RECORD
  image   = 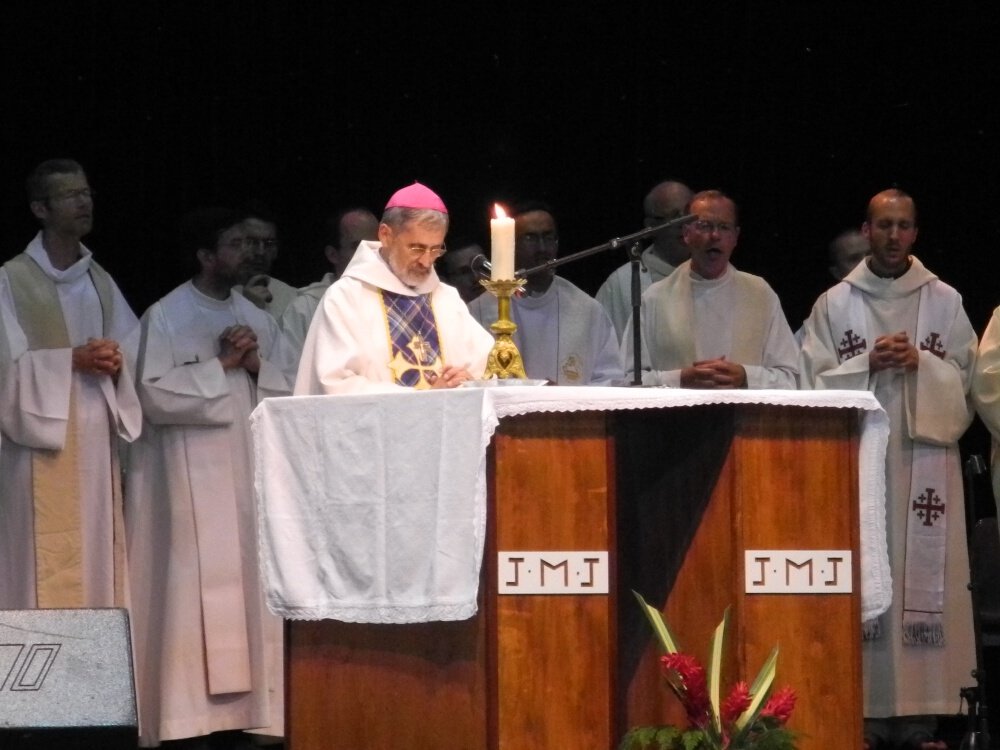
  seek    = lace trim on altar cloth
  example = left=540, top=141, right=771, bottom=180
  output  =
left=482, top=385, right=880, bottom=417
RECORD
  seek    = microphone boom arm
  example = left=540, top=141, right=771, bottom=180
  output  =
left=515, top=213, right=696, bottom=278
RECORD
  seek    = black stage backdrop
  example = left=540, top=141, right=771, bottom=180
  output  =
left=3, top=1, right=999, bottom=460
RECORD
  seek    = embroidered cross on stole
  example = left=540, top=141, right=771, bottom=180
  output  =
left=381, top=290, right=443, bottom=388
left=827, top=280, right=957, bottom=645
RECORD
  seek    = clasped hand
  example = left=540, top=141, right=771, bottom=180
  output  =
left=869, top=332, right=919, bottom=372
left=72, top=337, right=123, bottom=377
left=218, top=325, right=261, bottom=373
left=680, top=357, right=747, bottom=389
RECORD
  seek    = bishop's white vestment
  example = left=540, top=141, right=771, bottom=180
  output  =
left=295, top=241, right=493, bottom=395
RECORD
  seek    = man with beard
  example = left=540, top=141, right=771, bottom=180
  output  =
left=295, top=182, right=493, bottom=394
left=125, top=207, right=298, bottom=746
left=0, top=158, right=141, bottom=610
left=468, top=201, right=622, bottom=385
left=624, top=189, right=798, bottom=388
left=800, top=189, right=975, bottom=750
left=596, top=179, right=693, bottom=342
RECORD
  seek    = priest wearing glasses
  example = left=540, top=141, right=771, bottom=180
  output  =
left=295, top=182, right=493, bottom=394
left=623, top=189, right=799, bottom=389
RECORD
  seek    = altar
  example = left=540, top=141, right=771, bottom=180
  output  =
left=252, top=387, right=888, bottom=749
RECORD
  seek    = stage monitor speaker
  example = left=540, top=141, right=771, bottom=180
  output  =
left=0, top=607, right=137, bottom=749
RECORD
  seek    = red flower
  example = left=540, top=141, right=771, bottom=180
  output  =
left=721, top=681, right=752, bottom=724
left=660, top=653, right=711, bottom=727
left=760, top=686, right=797, bottom=725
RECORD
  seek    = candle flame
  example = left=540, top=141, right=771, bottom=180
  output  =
left=494, top=203, right=508, bottom=220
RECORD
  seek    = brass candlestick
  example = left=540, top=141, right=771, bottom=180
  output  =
left=480, top=277, right=527, bottom=379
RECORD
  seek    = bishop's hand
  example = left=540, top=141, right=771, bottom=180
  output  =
left=427, top=364, right=473, bottom=389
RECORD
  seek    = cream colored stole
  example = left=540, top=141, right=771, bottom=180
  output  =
left=649, top=268, right=773, bottom=371
left=827, top=280, right=956, bottom=644
left=185, top=427, right=253, bottom=694
left=4, top=253, right=125, bottom=608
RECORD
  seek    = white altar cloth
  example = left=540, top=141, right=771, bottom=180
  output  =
left=252, top=387, right=890, bottom=623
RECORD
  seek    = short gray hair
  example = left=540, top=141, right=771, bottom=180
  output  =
left=380, top=206, right=448, bottom=233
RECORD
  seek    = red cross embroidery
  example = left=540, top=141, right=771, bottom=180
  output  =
left=912, top=487, right=945, bottom=527
left=837, top=329, right=867, bottom=360
left=920, top=332, right=945, bottom=359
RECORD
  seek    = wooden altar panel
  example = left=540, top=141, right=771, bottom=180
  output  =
left=285, top=410, right=617, bottom=750
left=285, top=402, right=864, bottom=750
left=737, top=406, right=862, bottom=749
left=286, top=613, right=486, bottom=748
left=491, top=411, right=617, bottom=750
left=619, top=405, right=862, bottom=750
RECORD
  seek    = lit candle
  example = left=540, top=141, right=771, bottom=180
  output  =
left=490, top=204, right=515, bottom=280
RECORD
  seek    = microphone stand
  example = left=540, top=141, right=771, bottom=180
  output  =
left=515, top=214, right=696, bottom=386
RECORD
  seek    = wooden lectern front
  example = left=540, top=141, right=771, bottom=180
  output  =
left=285, top=402, right=864, bottom=749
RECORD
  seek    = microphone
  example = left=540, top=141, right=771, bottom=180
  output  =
left=470, top=254, right=492, bottom=279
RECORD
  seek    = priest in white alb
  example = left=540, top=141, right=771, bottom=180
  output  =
left=596, top=179, right=693, bottom=342
left=279, top=207, right=379, bottom=364
left=799, top=188, right=976, bottom=748
left=623, top=189, right=799, bottom=389
left=0, top=158, right=141, bottom=610
left=295, top=182, right=493, bottom=395
left=468, top=201, right=623, bottom=385
left=125, top=207, right=298, bottom=746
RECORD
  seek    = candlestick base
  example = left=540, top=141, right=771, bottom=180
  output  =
left=480, top=278, right=528, bottom=379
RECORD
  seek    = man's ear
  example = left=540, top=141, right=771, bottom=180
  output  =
left=29, top=200, right=48, bottom=222
left=196, top=247, right=214, bottom=270
left=377, top=223, right=392, bottom=246
left=681, top=223, right=694, bottom=245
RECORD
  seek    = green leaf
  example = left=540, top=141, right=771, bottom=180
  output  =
left=706, top=607, right=730, bottom=734
left=619, top=726, right=657, bottom=749
left=745, top=725, right=798, bottom=750
left=655, top=725, right=683, bottom=749
left=633, top=590, right=682, bottom=654
left=733, top=645, right=779, bottom=734
left=681, top=729, right=708, bottom=750
left=618, top=725, right=684, bottom=750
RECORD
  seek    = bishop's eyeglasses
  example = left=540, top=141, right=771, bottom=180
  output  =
left=406, top=243, right=447, bottom=259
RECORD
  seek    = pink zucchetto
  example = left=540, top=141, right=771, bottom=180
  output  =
left=384, top=182, right=448, bottom=214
